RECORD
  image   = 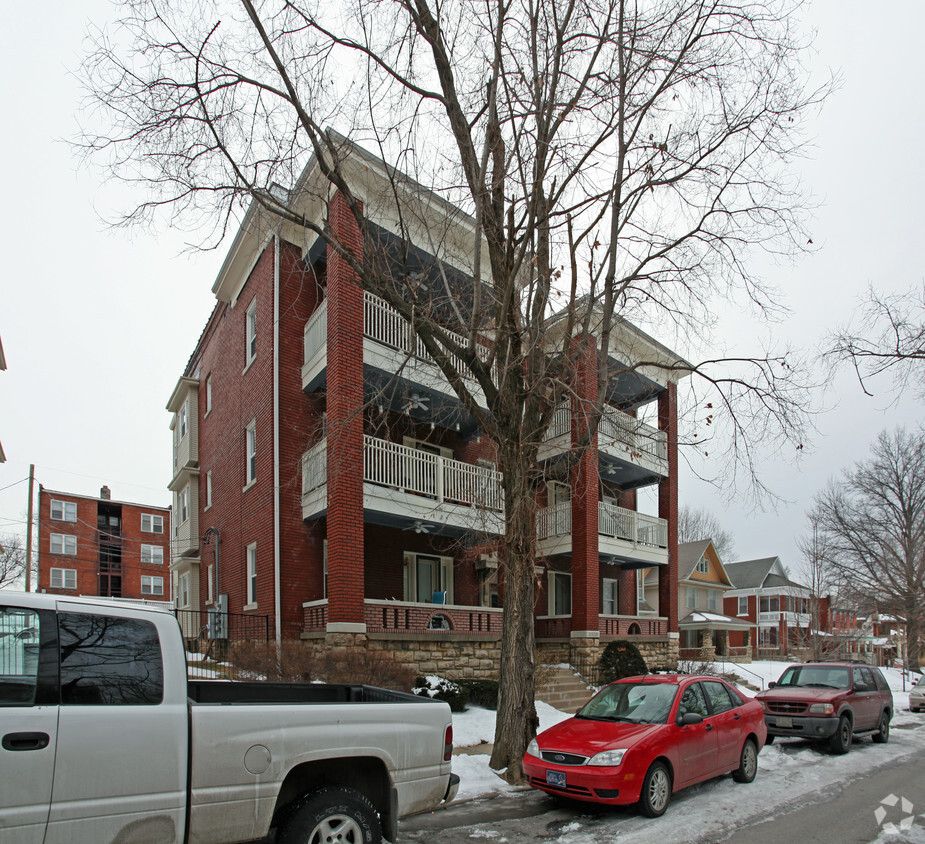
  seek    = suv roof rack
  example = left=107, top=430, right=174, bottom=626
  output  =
left=804, top=659, right=871, bottom=666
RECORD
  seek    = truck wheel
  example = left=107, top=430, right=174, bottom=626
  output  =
left=279, top=786, right=381, bottom=844
left=828, top=715, right=852, bottom=755
left=872, top=712, right=890, bottom=744
left=732, top=738, right=758, bottom=783
left=637, top=761, right=672, bottom=818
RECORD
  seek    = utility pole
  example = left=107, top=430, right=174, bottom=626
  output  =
left=24, top=463, right=34, bottom=592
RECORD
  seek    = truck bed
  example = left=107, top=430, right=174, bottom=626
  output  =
left=187, top=680, right=425, bottom=705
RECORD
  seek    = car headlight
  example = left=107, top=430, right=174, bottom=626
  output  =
left=527, top=738, right=540, bottom=758
left=808, top=703, right=834, bottom=715
left=587, top=749, right=627, bottom=766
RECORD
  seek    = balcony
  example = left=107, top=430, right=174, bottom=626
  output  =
left=539, top=402, right=668, bottom=484
left=302, top=293, right=492, bottom=410
left=536, top=501, right=668, bottom=566
left=301, top=435, right=505, bottom=535
left=302, top=598, right=503, bottom=635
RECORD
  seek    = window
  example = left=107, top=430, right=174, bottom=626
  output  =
left=50, top=568, right=77, bottom=589
left=686, top=587, right=696, bottom=609
left=140, top=544, right=164, bottom=565
left=602, top=578, right=618, bottom=615
left=246, top=543, right=257, bottom=606
left=50, top=534, right=77, bottom=556
left=759, top=596, right=780, bottom=613
left=703, top=681, right=736, bottom=714
left=677, top=683, right=709, bottom=719
left=179, top=573, right=191, bottom=608
left=205, top=374, right=212, bottom=415
left=759, top=626, right=779, bottom=647
left=402, top=552, right=454, bottom=604
left=246, top=298, right=257, bottom=364
left=738, top=596, right=748, bottom=616
left=0, top=607, right=41, bottom=705
left=59, top=612, right=163, bottom=705
left=245, top=421, right=257, bottom=486
left=548, top=571, right=572, bottom=616
left=178, top=400, right=188, bottom=439
left=707, top=589, right=717, bottom=611
left=141, top=576, right=164, bottom=596
left=141, top=513, right=164, bottom=534
left=178, top=487, right=189, bottom=525
left=205, top=470, right=213, bottom=509
left=50, top=499, right=77, bottom=522
left=696, top=555, right=709, bottom=574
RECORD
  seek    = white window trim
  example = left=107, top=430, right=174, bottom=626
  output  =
left=179, top=399, right=189, bottom=439
left=244, top=420, right=257, bottom=490
left=50, top=567, right=77, bottom=590
left=178, top=487, right=190, bottom=526
left=602, top=577, right=618, bottom=616
left=246, top=542, right=258, bottom=607
left=685, top=586, right=696, bottom=609
left=141, top=544, right=165, bottom=565
left=244, top=297, right=257, bottom=372
left=50, top=533, right=77, bottom=556
left=707, top=588, right=718, bottom=611
left=50, top=499, right=77, bottom=522
left=141, top=513, right=165, bottom=534
left=402, top=552, right=454, bottom=604
left=141, top=575, right=165, bottom=596
left=179, top=572, right=191, bottom=609
left=738, top=596, right=748, bottom=616
left=205, top=470, right=213, bottom=511
left=204, top=374, right=212, bottom=417
left=546, top=570, right=572, bottom=617
left=696, top=556, right=709, bottom=574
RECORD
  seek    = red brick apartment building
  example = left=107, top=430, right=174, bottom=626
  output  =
left=37, top=485, right=171, bottom=603
left=168, top=137, right=688, bottom=676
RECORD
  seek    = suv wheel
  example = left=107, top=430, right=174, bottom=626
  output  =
left=828, top=715, right=852, bottom=755
left=872, top=712, right=890, bottom=744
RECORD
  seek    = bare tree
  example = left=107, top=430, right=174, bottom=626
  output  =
left=677, top=505, right=735, bottom=560
left=78, top=0, right=828, bottom=779
left=811, top=428, right=925, bottom=670
left=827, top=283, right=925, bottom=398
left=0, top=535, right=27, bottom=590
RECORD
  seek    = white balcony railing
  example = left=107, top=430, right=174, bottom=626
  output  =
left=303, top=299, right=328, bottom=365
left=535, top=501, right=667, bottom=549
left=302, top=435, right=503, bottom=512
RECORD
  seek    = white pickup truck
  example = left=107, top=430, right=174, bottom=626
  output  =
left=0, top=592, right=458, bottom=844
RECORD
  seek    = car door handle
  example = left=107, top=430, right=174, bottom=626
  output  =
left=2, top=732, right=50, bottom=751
left=705, top=724, right=714, bottom=731
left=733, top=713, right=741, bottom=720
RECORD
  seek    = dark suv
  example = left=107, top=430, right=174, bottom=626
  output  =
left=755, top=662, right=892, bottom=754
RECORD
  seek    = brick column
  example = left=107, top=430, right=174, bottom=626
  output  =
left=570, top=337, right=600, bottom=636
left=657, top=381, right=679, bottom=634
left=325, top=191, right=366, bottom=632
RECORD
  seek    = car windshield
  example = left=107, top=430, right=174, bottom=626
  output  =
left=776, top=665, right=850, bottom=689
left=915, top=675, right=925, bottom=687
left=577, top=682, right=677, bottom=724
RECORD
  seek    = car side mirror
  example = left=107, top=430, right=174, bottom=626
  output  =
left=677, top=712, right=704, bottom=726
left=768, top=681, right=777, bottom=689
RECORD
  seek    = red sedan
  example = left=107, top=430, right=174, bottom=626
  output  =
left=523, top=674, right=767, bottom=816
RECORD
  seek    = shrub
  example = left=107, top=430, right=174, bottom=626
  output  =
left=228, top=640, right=316, bottom=682
left=456, top=679, right=500, bottom=710
left=598, top=640, right=648, bottom=684
left=316, top=649, right=417, bottom=692
left=413, top=675, right=468, bottom=711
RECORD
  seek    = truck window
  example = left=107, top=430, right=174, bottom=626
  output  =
left=0, top=607, right=40, bottom=705
left=58, top=612, right=164, bottom=705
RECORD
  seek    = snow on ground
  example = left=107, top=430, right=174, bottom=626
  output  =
left=450, top=662, right=925, bottom=806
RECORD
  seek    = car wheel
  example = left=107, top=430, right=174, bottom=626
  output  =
left=872, top=712, right=890, bottom=744
left=764, top=734, right=775, bottom=746
left=828, top=715, right=852, bottom=755
left=638, top=761, right=672, bottom=818
left=732, top=738, right=758, bottom=783
left=278, top=786, right=381, bottom=844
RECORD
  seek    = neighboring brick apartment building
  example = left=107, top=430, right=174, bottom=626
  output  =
left=168, top=136, right=688, bottom=675
left=37, top=485, right=172, bottom=602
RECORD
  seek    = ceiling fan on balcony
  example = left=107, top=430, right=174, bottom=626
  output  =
left=405, top=520, right=433, bottom=534
left=407, top=392, right=430, bottom=412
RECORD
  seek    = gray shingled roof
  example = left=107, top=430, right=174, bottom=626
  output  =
left=724, top=557, right=778, bottom=589
left=678, top=539, right=713, bottom=581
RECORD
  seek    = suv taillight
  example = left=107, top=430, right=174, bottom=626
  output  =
left=444, top=726, right=453, bottom=761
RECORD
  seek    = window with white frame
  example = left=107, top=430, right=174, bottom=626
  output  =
left=141, top=576, right=164, bottom=596
left=246, top=298, right=257, bottom=364
left=402, top=552, right=454, bottom=604
left=141, top=544, right=164, bottom=565
left=686, top=586, right=696, bottom=609
left=738, top=596, right=748, bottom=616
left=696, top=555, right=709, bottom=574
left=707, top=589, right=718, bottom=611
left=178, top=487, right=189, bottom=525
left=245, top=422, right=257, bottom=486
left=141, top=513, right=164, bottom=534
left=206, top=470, right=213, bottom=509
left=205, top=374, right=212, bottom=415
left=50, top=567, right=77, bottom=589
left=179, top=400, right=188, bottom=438
left=637, top=570, right=647, bottom=612
left=246, top=543, right=258, bottom=606
left=50, top=533, right=77, bottom=556
left=50, top=499, right=77, bottom=522
left=179, top=573, right=190, bottom=608
left=602, top=578, right=618, bottom=615
left=548, top=571, right=572, bottom=616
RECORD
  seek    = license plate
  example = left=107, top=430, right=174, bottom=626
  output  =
left=546, top=770, right=567, bottom=788
left=776, top=716, right=793, bottom=728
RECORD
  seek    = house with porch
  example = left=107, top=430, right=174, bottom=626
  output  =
left=168, top=135, right=688, bottom=677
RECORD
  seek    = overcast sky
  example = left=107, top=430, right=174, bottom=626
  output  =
left=1, top=0, right=922, bottom=581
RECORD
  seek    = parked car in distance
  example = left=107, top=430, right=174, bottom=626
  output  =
left=755, top=661, right=893, bottom=754
left=523, top=674, right=766, bottom=817
left=909, top=673, right=925, bottom=713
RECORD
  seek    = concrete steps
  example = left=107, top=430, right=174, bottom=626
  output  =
left=536, top=666, right=597, bottom=713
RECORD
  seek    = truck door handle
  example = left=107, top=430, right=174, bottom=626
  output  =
left=2, top=732, right=50, bottom=751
